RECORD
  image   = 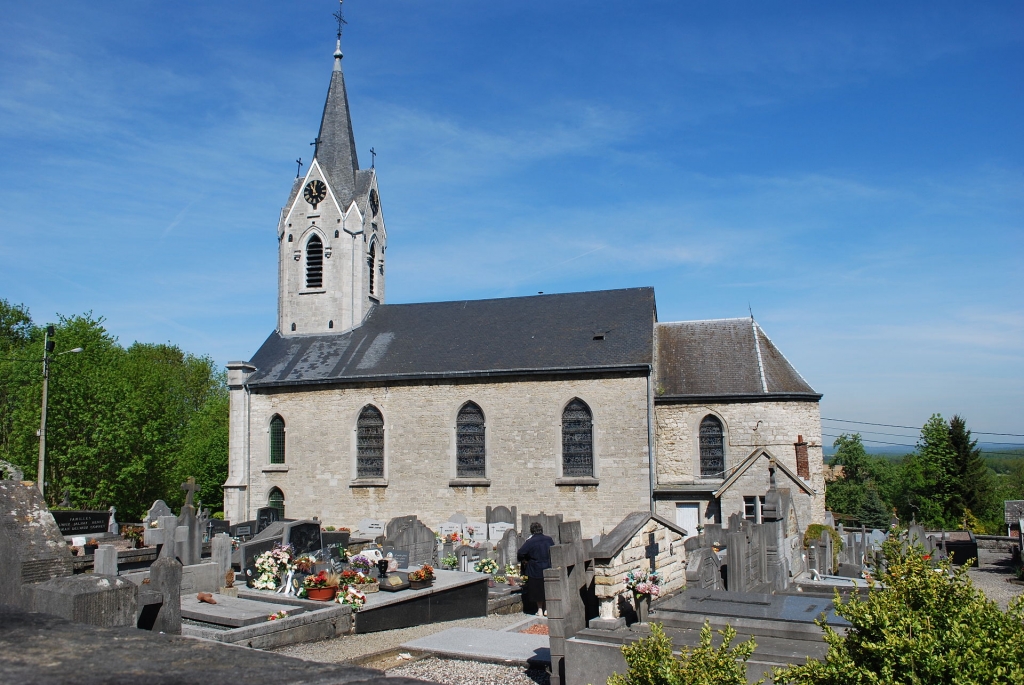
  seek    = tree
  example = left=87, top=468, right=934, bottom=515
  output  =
left=858, top=485, right=890, bottom=530
left=948, top=415, right=994, bottom=527
left=773, top=532, right=1024, bottom=684
left=825, top=434, right=868, bottom=519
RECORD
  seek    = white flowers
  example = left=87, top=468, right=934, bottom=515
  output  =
left=252, top=544, right=293, bottom=590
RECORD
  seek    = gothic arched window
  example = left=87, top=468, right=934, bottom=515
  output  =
left=368, top=241, right=376, bottom=295
left=699, top=415, right=725, bottom=478
left=456, top=402, right=486, bottom=478
left=356, top=405, right=385, bottom=478
left=268, top=487, right=285, bottom=519
left=306, top=235, right=323, bottom=288
left=269, top=415, right=286, bottom=464
left=562, top=398, right=594, bottom=477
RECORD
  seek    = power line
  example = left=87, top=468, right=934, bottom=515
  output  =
left=823, top=417, right=1024, bottom=438
left=826, top=426, right=1024, bottom=446
left=822, top=433, right=1024, bottom=457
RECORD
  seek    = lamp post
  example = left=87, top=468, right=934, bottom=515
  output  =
left=36, top=324, right=82, bottom=498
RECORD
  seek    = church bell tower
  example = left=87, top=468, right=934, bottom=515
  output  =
left=277, top=19, right=386, bottom=336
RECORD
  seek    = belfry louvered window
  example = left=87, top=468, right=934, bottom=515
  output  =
left=269, top=415, right=286, bottom=464
left=368, top=242, right=376, bottom=295
left=305, top=235, right=323, bottom=288
left=268, top=487, right=285, bottom=519
left=356, top=405, right=385, bottom=478
left=562, top=399, right=594, bottom=477
left=699, top=415, right=725, bottom=477
left=456, top=402, right=486, bottom=478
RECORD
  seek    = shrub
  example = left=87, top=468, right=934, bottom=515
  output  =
left=773, top=531, right=1024, bottom=684
left=803, top=523, right=844, bottom=569
left=607, top=621, right=761, bottom=685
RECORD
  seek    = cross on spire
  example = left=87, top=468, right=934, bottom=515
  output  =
left=370, top=147, right=376, bottom=169
left=310, top=136, right=322, bottom=156
left=295, top=157, right=303, bottom=178
left=333, top=0, right=347, bottom=40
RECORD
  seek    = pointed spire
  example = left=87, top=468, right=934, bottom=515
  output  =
left=316, top=0, right=359, bottom=204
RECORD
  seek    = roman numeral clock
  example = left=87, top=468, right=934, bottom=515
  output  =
left=303, top=180, right=327, bottom=209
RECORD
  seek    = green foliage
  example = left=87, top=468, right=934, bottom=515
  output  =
left=948, top=415, right=995, bottom=525
left=0, top=306, right=228, bottom=520
left=774, top=532, right=1024, bottom=684
left=858, top=486, right=890, bottom=530
left=607, top=621, right=761, bottom=685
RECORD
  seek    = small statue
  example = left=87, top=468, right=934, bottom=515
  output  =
left=224, top=570, right=235, bottom=589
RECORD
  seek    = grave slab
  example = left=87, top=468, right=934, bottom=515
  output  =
left=402, top=626, right=550, bottom=666
left=180, top=593, right=303, bottom=627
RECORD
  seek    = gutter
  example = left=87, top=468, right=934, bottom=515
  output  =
left=655, top=392, right=823, bottom=404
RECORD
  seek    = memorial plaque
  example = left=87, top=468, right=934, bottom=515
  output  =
left=51, top=510, right=110, bottom=537
left=326, top=544, right=348, bottom=573
left=232, top=523, right=253, bottom=540
left=383, top=547, right=410, bottom=570
left=379, top=572, right=410, bottom=592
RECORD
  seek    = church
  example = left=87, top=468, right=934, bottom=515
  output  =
left=224, top=35, right=826, bottom=539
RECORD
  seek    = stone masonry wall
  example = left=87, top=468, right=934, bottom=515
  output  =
left=653, top=400, right=826, bottom=526
left=231, top=375, right=650, bottom=539
left=594, top=519, right=685, bottom=619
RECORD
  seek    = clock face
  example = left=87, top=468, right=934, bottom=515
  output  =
left=303, top=180, right=327, bottom=208
left=369, top=189, right=380, bottom=217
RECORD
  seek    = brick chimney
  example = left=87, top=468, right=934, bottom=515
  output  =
left=794, top=435, right=809, bottom=479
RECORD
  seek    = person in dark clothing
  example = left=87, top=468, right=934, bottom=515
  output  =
left=517, top=522, right=555, bottom=616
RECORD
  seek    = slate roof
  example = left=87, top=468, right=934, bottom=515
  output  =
left=314, top=58, right=360, bottom=204
left=590, top=511, right=689, bottom=560
left=246, top=288, right=656, bottom=388
left=655, top=318, right=818, bottom=399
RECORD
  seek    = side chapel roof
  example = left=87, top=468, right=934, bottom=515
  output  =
left=655, top=318, right=819, bottom=400
left=246, top=288, right=656, bottom=388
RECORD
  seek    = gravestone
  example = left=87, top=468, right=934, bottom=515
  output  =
left=486, top=505, right=517, bottom=527
left=496, top=528, right=521, bottom=570
left=241, top=537, right=281, bottom=588
left=283, top=521, right=322, bottom=556
left=355, top=518, right=385, bottom=540
left=522, top=512, right=564, bottom=544
left=488, top=522, right=515, bottom=542
left=685, top=547, right=723, bottom=590
left=94, top=544, right=118, bottom=577
left=463, top=521, right=488, bottom=543
left=176, top=478, right=203, bottom=566
left=211, top=533, right=233, bottom=581
left=388, top=520, right=436, bottom=567
left=382, top=548, right=411, bottom=570
left=447, top=512, right=469, bottom=524
left=455, top=545, right=479, bottom=572
left=145, top=500, right=174, bottom=527
left=725, top=514, right=769, bottom=593
left=386, top=515, right=418, bottom=541
left=231, top=520, right=256, bottom=541
left=321, top=530, right=350, bottom=550
left=256, top=506, right=281, bottom=534
left=107, top=507, right=119, bottom=535
left=0, top=459, right=23, bottom=481
left=438, top=522, right=462, bottom=540
left=545, top=521, right=597, bottom=685
left=0, top=481, right=75, bottom=606
left=206, top=519, right=230, bottom=541
left=144, top=515, right=181, bottom=559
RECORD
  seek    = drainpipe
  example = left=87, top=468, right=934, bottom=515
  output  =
left=647, top=367, right=656, bottom=514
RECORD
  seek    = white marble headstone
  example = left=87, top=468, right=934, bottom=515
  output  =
left=488, top=522, right=515, bottom=541
left=438, top=522, right=462, bottom=539
left=356, top=518, right=385, bottom=539
left=464, top=522, right=488, bottom=543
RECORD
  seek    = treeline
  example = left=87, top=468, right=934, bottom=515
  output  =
left=0, top=299, right=228, bottom=520
left=826, top=415, right=1021, bottom=533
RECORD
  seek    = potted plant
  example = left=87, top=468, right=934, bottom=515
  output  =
left=121, top=525, right=145, bottom=549
left=474, top=558, right=498, bottom=585
left=84, top=538, right=99, bottom=555
left=349, top=554, right=373, bottom=574
left=441, top=553, right=459, bottom=570
left=340, top=569, right=378, bottom=593
left=624, top=569, right=661, bottom=624
left=408, top=564, right=435, bottom=589
left=303, top=570, right=341, bottom=601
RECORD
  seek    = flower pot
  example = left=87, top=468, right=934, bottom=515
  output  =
left=634, top=594, right=650, bottom=624
left=84, top=544, right=98, bottom=555
left=409, top=579, right=433, bottom=590
left=487, top=578, right=496, bottom=588
left=306, top=587, right=338, bottom=601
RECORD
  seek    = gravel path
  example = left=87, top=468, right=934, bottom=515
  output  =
left=387, top=657, right=549, bottom=685
left=273, top=612, right=528, bottom=664
left=967, top=548, right=1024, bottom=610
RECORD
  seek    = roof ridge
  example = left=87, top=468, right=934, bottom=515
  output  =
left=657, top=317, right=750, bottom=325
left=376, top=286, right=654, bottom=308
left=753, top=323, right=815, bottom=391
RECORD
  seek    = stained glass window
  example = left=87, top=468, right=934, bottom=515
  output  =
left=356, top=405, right=384, bottom=478
left=269, top=415, right=286, bottom=464
left=456, top=402, right=486, bottom=478
left=699, top=415, right=724, bottom=477
left=562, top=399, right=594, bottom=477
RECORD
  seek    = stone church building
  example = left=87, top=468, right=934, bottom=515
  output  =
left=224, top=39, right=826, bottom=538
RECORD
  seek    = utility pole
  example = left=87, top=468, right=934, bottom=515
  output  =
left=37, top=325, right=54, bottom=498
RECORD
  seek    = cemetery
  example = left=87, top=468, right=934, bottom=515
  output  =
left=3, top=462, right=1015, bottom=685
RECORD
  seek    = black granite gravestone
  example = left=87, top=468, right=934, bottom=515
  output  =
left=51, top=511, right=110, bottom=537
left=283, top=521, right=322, bottom=556
left=241, top=538, right=279, bottom=587
left=256, top=507, right=280, bottom=533
left=383, top=547, right=411, bottom=570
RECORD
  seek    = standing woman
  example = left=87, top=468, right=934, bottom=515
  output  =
left=517, top=522, right=555, bottom=616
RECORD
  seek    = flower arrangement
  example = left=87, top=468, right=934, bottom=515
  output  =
left=504, top=564, right=520, bottom=578
left=408, top=564, right=435, bottom=582
left=495, top=575, right=507, bottom=584
left=474, top=558, right=498, bottom=575
left=252, top=544, right=293, bottom=590
left=349, top=554, right=373, bottom=573
left=445, top=531, right=462, bottom=543
left=336, top=585, right=366, bottom=611
left=624, top=568, right=661, bottom=598
left=441, top=553, right=459, bottom=569
left=291, top=555, right=316, bottom=573
left=267, top=610, right=288, bottom=621
left=303, top=570, right=341, bottom=589
left=339, top=569, right=374, bottom=585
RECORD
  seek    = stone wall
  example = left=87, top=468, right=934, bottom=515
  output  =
left=653, top=400, right=825, bottom=527
left=593, top=518, right=685, bottom=619
left=228, top=374, right=650, bottom=538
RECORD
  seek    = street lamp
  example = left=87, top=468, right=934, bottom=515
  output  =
left=36, top=324, right=83, bottom=498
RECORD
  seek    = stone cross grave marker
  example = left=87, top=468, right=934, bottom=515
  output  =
left=545, top=520, right=596, bottom=685
left=455, top=544, right=479, bottom=572
left=644, top=532, right=659, bottom=574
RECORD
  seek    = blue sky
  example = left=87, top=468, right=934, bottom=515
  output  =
left=1, top=1, right=1022, bottom=446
